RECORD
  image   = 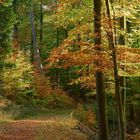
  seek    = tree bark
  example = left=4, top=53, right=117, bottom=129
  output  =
left=12, top=0, right=19, bottom=50
left=105, top=0, right=125, bottom=140
left=119, top=9, right=127, bottom=140
left=40, top=0, right=43, bottom=42
left=29, top=7, right=44, bottom=75
left=94, top=0, right=108, bottom=139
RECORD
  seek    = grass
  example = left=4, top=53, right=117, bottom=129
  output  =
left=0, top=110, right=16, bottom=121
left=0, top=107, right=88, bottom=140
left=13, top=106, right=75, bottom=120
left=1, top=105, right=140, bottom=140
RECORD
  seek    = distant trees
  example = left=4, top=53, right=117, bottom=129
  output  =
left=0, top=0, right=34, bottom=103
left=0, top=1, right=16, bottom=95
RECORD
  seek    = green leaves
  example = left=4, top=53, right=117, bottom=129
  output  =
left=0, top=0, right=13, bottom=7
left=2, top=51, right=33, bottom=98
left=52, top=0, right=93, bottom=28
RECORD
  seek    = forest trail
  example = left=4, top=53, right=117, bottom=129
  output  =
left=0, top=118, right=88, bottom=140
left=1, top=119, right=140, bottom=140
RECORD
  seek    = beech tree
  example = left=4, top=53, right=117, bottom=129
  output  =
left=94, top=0, right=108, bottom=139
left=0, top=0, right=140, bottom=139
left=46, top=0, right=140, bottom=136
left=105, top=0, right=125, bottom=139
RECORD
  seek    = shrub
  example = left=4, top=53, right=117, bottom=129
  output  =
left=73, top=103, right=96, bottom=128
left=1, top=51, right=34, bottom=102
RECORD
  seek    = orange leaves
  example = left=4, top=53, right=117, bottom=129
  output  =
left=68, top=23, right=93, bottom=40
left=70, top=75, right=96, bottom=89
left=47, top=39, right=112, bottom=69
left=117, top=46, right=140, bottom=63
left=33, top=70, right=52, bottom=98
left=46, top=35, right=140, bottom=88
left=118, top=51, right=140, bottom=63
left=117, top=45, right=140, bottom=76
left=58, top=0, right=81, bottom=9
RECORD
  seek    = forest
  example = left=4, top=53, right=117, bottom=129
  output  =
left=0, top=0, right=140, bottom=140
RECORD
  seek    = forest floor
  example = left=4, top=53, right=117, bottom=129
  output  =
left=0, top=108, right=140, bottom=140
left=1, top=119, right=140, bottom=140
left=0, top=116, right=88, bottom=140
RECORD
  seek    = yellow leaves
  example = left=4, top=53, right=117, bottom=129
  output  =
left=59, top=0, right=81, bottom=8
left=119, top=63, right=140, bottom=77
left=74, top=104, right=96, bottom=127
left=0, top=0, right=8, bottom=5
left=111, top=1, right=138, bottom=19
left=3, top=51, right=33, bottom=94
left=70, top=75, right=96, bottom=89
left=68, top=23, right=93, bottom=40
left=86, top=109, right=96, bottom=126
left=118, top=46, right=140, bottom=57
left=46, top=0, right=140, bottom=90
left=117, top=45, right=140, bottom=76
left=53, top=0, right=93, bottom=28
left=46, top=20, right=112, bottom=70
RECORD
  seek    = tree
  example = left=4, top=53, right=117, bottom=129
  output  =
left=93, top=0, right=108, bottom=139
left=105, top=0, right=125, bottom=139
left=45, top=1, right=140, bottom=137
left=39, top=0, right=43, bottom=42
left=118, top=1, right=126, bottom=139
left=0, top=1, right=15, bottom=95
left=29, top=5, right=44, bottom=75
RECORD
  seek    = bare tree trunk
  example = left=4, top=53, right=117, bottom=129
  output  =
left=119, top=15, right=126, bottom=140
left=56, top=28, right=59, bottom=46
left=29, top=7, right=44, bottom=75
left=40, top=0, right=43, bottom=42
left=105, top=0, right=125, bottom=140
left=94, top=0, right=108, bottom=139
left=126, top=20, right=135, bottom=122
left=12, top=0, right=19, bottom=51
left=13, top=25, right=19, bottom=50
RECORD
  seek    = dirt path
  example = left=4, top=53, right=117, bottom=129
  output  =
left=0, top=118, right=88, bottom=140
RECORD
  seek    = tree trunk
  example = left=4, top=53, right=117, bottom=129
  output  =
left=40, top=0, right=43, bottom=42
left=94, top=0, right=108, bottom=139
left=12, top=0, right=19, bottom=51
left=129, top=104, right=135, bottom=121
left=56, top=28, right=59, bottom=46
left=105, top=0, right=125, bottom=140
left=13, top=25, right=19, bottom=50
left=29, top=7, right=44, bottom=75
left=119, top=9, right=127, bottom=140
